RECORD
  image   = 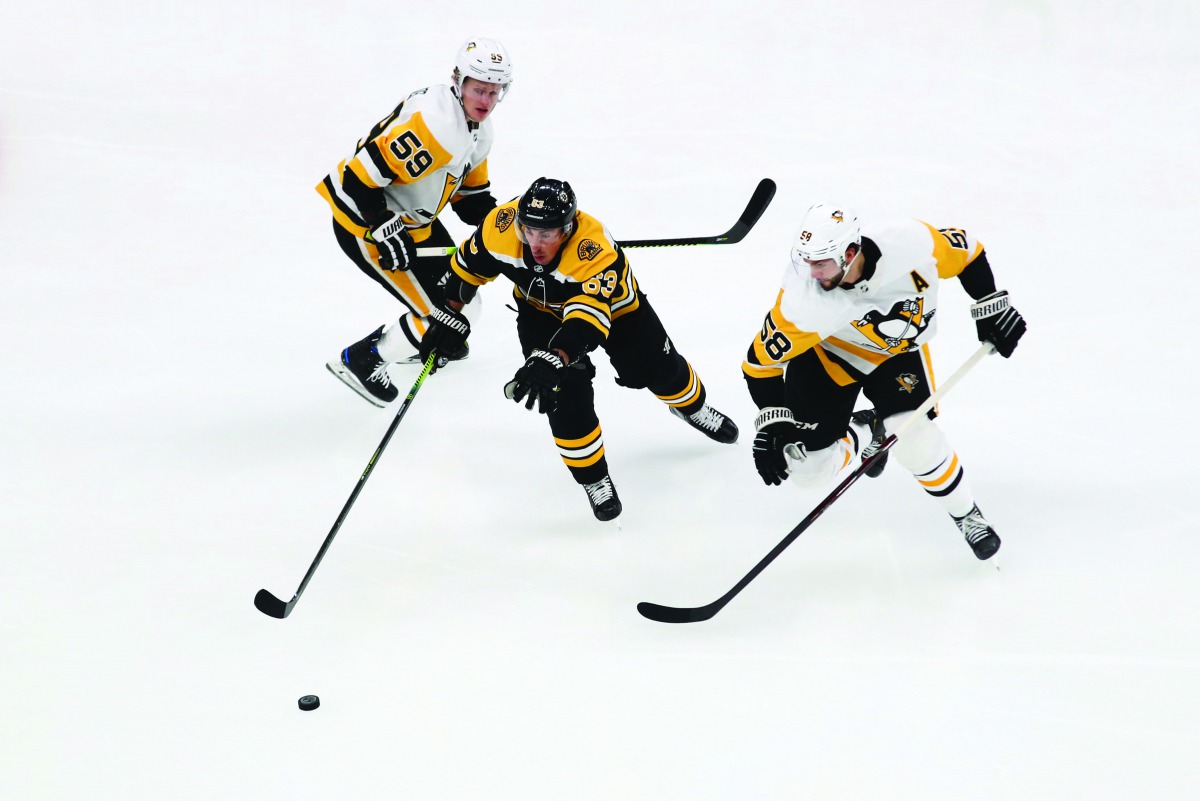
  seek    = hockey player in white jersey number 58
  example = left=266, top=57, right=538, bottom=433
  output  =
left=742, top=203, right=1027, bottom=560
left=317, top=38, right=513, bottom=406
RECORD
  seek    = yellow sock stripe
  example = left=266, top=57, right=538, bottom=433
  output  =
left=918, top=453, right=960, bottom=488
left=557, top=425, right=605, bottom=469
left=555, top=425, right=602, bottom=449
left=656, top=364, right=700, bottom=406
left=563, top=447, right=606, bottom=468
left=838, top=436, right=853, bottom=470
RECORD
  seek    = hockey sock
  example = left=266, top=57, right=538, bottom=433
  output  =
left=653, top=362, right=704, bottom=412
left=376, top=315, right=422, bottom=361
left=556, top=424, right=607, bottom=484
left=885, top=413, right=976, bottom=517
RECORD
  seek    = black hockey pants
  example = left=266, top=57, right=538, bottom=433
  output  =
left=515, top=294, right=708, bottom=485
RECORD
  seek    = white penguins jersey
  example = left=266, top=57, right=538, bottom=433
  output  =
left=744, top=218, right=985, bottom=379
left=317, top=84, right=493, bottom=235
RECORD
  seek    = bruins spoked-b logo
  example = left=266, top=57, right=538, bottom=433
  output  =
left=495, top=207, right=515, bottom=233
left=896, top=373, right=920, bottom=393
left=577, top=238, right=603, bottom=261
left=853, top=297, right=935, bottom=354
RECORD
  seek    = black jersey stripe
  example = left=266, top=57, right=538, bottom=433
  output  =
left=364, top=139, right=398, bottom=184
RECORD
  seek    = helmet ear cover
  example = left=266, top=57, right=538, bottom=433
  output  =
left=791, top=203, right=861, bottom=271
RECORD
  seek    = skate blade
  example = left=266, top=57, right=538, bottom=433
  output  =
left=325, top=361, right=389, bottom=408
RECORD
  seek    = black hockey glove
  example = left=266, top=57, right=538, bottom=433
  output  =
left=970, top=290, right=1026, bottom=358
left=752, top=407, right=808, bottom=486
left=451, top=192, right=498, bottom=227
left=417, top=303, right=470, bottom=371
left=365, top=212, right=416, bottom=272
left=504, top=349, right=564, bottom=414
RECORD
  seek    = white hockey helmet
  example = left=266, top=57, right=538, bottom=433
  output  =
left=452, top=38, right=513, bottom=100
left=791, top=203, right=862, bottom=271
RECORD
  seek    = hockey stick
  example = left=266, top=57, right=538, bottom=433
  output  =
left=254, top=352, right=438, bottom=619
left=616, top=178, right=777, bottom=248
left=637, top=343, right=996, bottom=624
left=413, top=178, right=777, bottom=258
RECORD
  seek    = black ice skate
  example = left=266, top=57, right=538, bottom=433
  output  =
left=851, top=408, right=888, bottom=478
left=952, top=504, right=1001, bottom=560
left=325, top=326, right=399, bottom=407
left=671, top=403, right=739, bottom=444
left=583, top=475, right=622, bottom=522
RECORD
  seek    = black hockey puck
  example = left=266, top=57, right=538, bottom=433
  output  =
left=298, top=695, right=320, bottom=711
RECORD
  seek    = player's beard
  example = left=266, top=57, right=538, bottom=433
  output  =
left=817, top=267, right=846, bottom=292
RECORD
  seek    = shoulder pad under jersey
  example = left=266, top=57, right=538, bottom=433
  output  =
left=556, top=211, right=619, bottom=280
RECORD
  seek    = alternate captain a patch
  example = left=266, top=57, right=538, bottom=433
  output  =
left=495, top=207, right=515, bottom=233
left=577, top=238, right=604, bottom=261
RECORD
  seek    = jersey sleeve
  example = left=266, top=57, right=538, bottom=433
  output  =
left=742, top=291, right=823, bottom=379
left=741, top=291, right=824, bottom=411
left=450, top=223, right=504, bottom=287
left=345, top=111, right=454, bottom=190
left=921, top=222, right=986, bottom=280
left=453, top=160, right=491, bottom=200
left=450, top=160, right=497, bottom=226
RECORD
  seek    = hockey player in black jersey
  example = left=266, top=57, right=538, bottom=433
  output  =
left=416, top=178, right=739, bottom=521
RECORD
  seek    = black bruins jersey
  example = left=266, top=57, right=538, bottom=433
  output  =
left=451, top=201, right=641, bottom=355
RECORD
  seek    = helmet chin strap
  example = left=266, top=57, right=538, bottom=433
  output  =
left=838, top=248, right=863, bottom=285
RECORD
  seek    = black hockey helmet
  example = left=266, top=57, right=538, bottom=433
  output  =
left=517, top=177, right=577, bottom=231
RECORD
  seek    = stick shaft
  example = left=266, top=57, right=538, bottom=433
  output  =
left=638, top=343, right=995, bottom=623
left=255, top=353, right=438, bottom=618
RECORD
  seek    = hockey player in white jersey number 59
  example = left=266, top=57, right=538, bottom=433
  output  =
left=742, top=203, right=1027, bottom=560
left=318, top=38, right=513, bottom=406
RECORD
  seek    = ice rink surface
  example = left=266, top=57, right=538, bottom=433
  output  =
left=3, top=1, right=1198, bottom=798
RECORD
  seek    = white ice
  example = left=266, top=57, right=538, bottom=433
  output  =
left=3, top=1, right=1198, bottom=799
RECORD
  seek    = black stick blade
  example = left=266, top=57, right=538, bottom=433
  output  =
left=618, top=178, right=776, bottom=249
left=254, top=589, right=293, bottom=619
left=720, top=178, right=777, bottom=243
left=636, top=600, right=722, bottom=624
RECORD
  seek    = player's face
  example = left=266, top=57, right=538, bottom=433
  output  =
left=806, top=257, right=846, bottom=291
left=461, top=78, right=505, bottom=122
left=523, top=226, right=569, bottom=265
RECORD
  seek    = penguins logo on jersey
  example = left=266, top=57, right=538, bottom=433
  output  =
left=495, top=207, right=515, bottom=233
left=897, top=373, right=920, bottom=393
left=577, top=239, right=604, bottom=261
left=853, top=298, right=935, bottom=354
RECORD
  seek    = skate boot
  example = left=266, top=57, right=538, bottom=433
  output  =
left=325, top=326, right=398, bottom=407
left=583, top=475, right=622, bottom=522
left=952, top=504, right=1001, bottom=560
left=850, top=408, right=888, bottom=478
left=671, top=403, right=739, bottom=444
